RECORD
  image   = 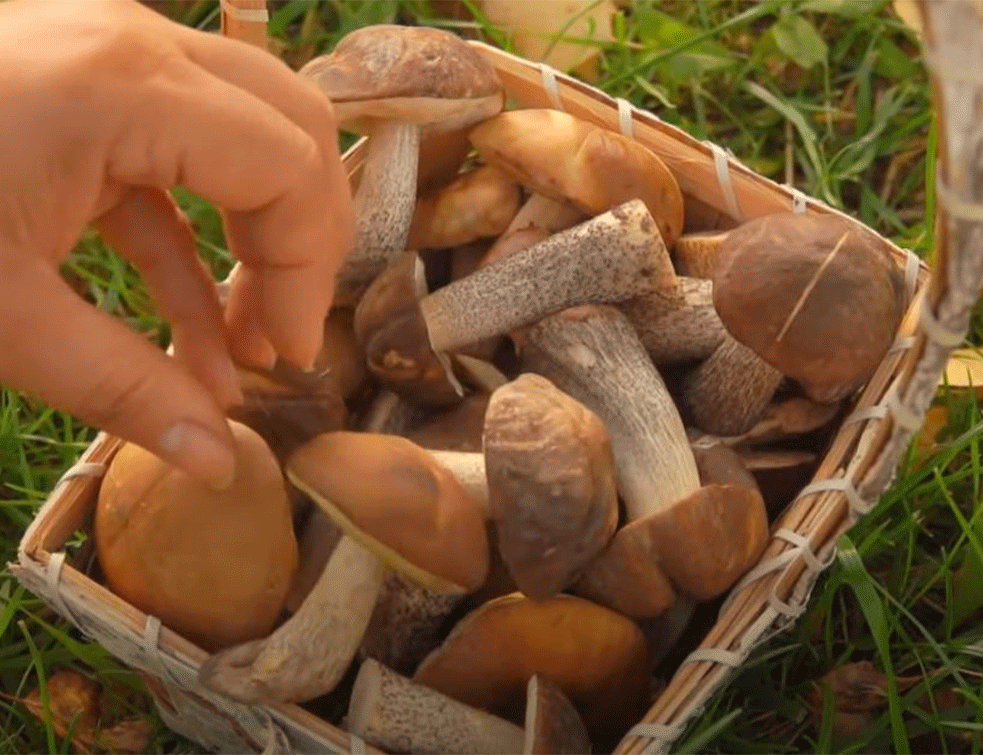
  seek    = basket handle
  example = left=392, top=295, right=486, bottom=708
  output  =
left=851, top=1, right=983, bottom=501
left=219, top=0, right=269, bottom=50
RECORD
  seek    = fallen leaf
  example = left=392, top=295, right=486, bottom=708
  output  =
left=479, top=0, right=616, bottom=81
left=810, top=661, right=920, bottom=714
left=913, top=403, right=949, bottom=460
left=940, top=348, right=983, bottom=394
left=15, top=669, right=153, bottom=754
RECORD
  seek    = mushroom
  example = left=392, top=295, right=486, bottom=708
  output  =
left=300, top=25, right=504, bottom=305
left=407, top=164, right=523, bottom=250
left=523, top=675, right=591, bottom=755
left=95, top=421, right=298, bottom=652
left=483, top=373, right=619, bottom=599
left=353, top=199, right=679, bottom=404
left=406, top=392, right=490, bottom=452
left=680, top=212, right=906, bottom=434
left=198, top=431, right=488, bottom=703
left=348, top=658, right=525, bottom=755
left=469, top=108, right=684, bottom=248
left=413, top=592, right=650, bottom=745
left=520, top=305, right=769, bottom=612
left=312, top=307, right=368, bottom=400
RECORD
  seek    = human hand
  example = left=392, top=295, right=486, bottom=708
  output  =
left=0, top=0, right=354, bottom=488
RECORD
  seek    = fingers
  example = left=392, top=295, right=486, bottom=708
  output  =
left=0, top=256, right=236, bottom=489
left=105, top=52, right=354, bottom=370
left=94, top=186, right=243, bottom=409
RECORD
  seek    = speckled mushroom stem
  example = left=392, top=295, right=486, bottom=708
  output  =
left=625, top=276, right=726, bottom=363
left=198, top=534, right=384, bottom=703
left=679, top=334, right=785, bottom=436
left=522, top=305, right=700, bottom=517
left=348, top=659, right=525, bottom=755
left=421, top=199, right=679, bottom=354
left=334, top=121, right=421, bottom=306
left=359, top=570, right=464, bottom=676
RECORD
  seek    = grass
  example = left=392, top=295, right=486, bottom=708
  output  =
left=2, top=0, right=982, bottom=752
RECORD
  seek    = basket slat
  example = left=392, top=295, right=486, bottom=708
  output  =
left=14, top=8, right=976, bottom=755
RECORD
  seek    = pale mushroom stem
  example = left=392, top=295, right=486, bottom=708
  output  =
left=522, top=306, right=700, bottom=519
left=334, top=121, right=421, bottom=306
left=420, top=200, right=678, bottom=354
left=680, top=334, right=785, bottom=436
left=625, top=276, right=725, bottom=363
left=348, top=659, right=525, bottom=755
left=198, top=534, right=384, bottom=703
left=428, top=450, right=488, bottom=515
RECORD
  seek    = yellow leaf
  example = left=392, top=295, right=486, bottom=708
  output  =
left=479, top=0, right=616, bottom=81
left=940, top=348, right=983, bottom=395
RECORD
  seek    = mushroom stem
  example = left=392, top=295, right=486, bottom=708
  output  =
left=420, top=199, right=678, bottom=353
left=360, top=571, right=464, bottom=675
left=335, top=121, right=421, bottom=306
left=625, top=276, right=726, bottom=363
left=671, top=230, right=728, bottom=278
left=198, top=534, right=384, bottom=703
left=348, top=659, right=525, bottom=755
left=680, top=334, right=785, bottom=436
left=522, top=305, right=699, bottom=516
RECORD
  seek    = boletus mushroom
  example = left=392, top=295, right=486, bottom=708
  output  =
left=413, top=592, right=650, bottom=746
left=520, top=305, right=769, bottom=612
left=680, top=212, right=906, bottom=434
left=353, top=199, right=679, bottom=404
left=300, top=25, right=504, bottom=306
left=524, top=675, right=591, bottom=755
left=95, top=421, right=297, bottom=652
left=198, top=431, right=488, bottom=703
left=483, top=373, right=619, bottom=599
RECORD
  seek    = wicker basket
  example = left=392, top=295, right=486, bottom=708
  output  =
left=13, top=2, right=983, bottom=753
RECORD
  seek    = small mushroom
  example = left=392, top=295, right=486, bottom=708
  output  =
left=407, top=164, right=523, bottom=250
left=469, top=109, right=684, bottom=248
left=521, top=305, right=769, bottom=611
left=353, top=199, right=679, bottom=404
left=413, top=592, right=650, bottom=744
left=199, top=431, right=488, bottom=703
left=313, top=307, right=368, bottom=400
left=484, top=373, right=619, bottom=599
left=688, top=395, right=842, bottom=448
left=301, top=25, right=504, bottom=305
left=523, top=675, right=591, bottom=755
left=680, top=212, right=906, bottom=434
left=348, top=658, right=525, bottom=755
left=406, top=392, right=490, bottom=452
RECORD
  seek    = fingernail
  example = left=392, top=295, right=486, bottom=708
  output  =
left=160, top=421, right=236, bottom=491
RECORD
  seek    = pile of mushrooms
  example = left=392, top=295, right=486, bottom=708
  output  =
left=92, top=23, right=909, bottom=755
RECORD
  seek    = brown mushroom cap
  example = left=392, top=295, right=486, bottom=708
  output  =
left=712, top=212, right=906, bottom=402
left=95, top=421, right=297, bottom=651
left=413, top=593, right=650, bottom=743
left=469, top=109, right=684, bottom=246
left=313, top=307, right=367, bottom=400
left=286, top=431, right=489, bottom=593
left=300, top=24, right=503, bottom=132
left=407, top=393, right=490, bottom=452
left=484, top=373, right=619, bottom=599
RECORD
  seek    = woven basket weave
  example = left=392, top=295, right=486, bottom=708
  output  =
left=13, top=2, right=983, bottom=753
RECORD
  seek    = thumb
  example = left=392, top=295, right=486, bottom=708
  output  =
left=0, top=257, right=236, bottom=489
